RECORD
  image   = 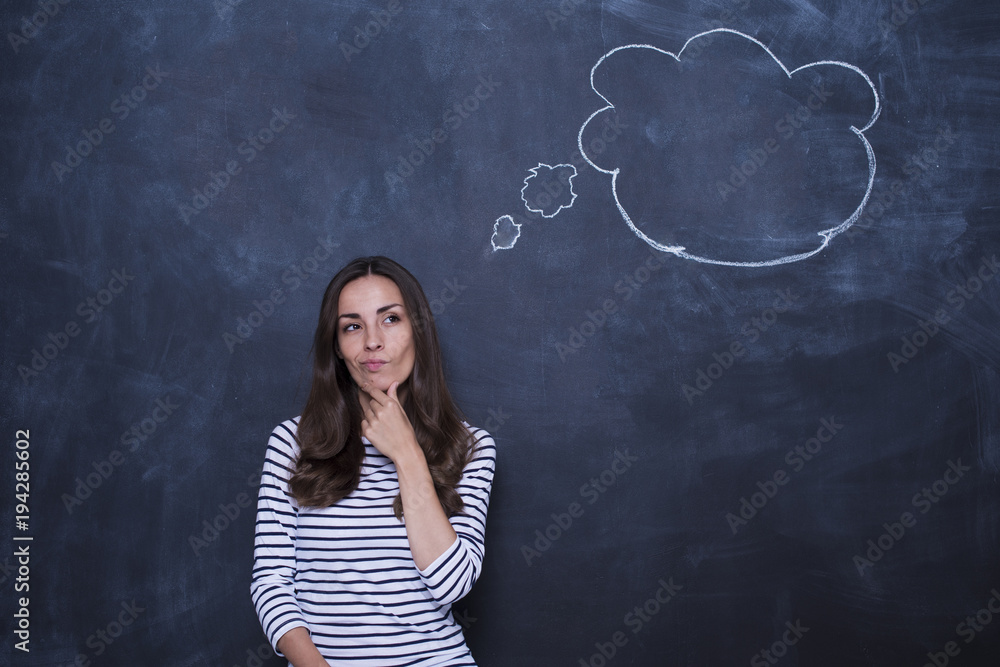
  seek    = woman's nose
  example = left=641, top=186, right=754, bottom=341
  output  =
left=364, top=329, right=383, bottom=350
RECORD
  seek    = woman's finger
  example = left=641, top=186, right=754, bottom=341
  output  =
left=363, top=383, right=390, bottom=406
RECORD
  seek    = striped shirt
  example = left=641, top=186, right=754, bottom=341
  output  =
left=251, top=418, right=495, bottom=666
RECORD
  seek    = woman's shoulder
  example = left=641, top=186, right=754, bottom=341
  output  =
left=266, top=417, right=302, bottom=457
left=462, top=421, right=497, bottom=459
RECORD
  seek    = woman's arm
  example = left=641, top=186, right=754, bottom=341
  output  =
left=251, top=422, right=312, bottom=658
left=276, top=627, right=329, bottom=667
left=413, top=428, right=495, bottom=604
left=361, top=382, right=458, bottom=569
left=394, top=440, right=460, bottom=569
left=361, top=382, right=496, bottom=604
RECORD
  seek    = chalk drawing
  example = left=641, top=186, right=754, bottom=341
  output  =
left=577, top=28, right=882, bottom=267
left=521, top=163, right=579, bottom=218
left=492, top=215, right=521, bottom=251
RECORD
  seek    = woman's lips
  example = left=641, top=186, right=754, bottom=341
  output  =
left=361, top=360, right=387, bottom=371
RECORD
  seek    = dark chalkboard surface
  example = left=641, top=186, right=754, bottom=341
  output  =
left=3, top=0, right=999, bottom=665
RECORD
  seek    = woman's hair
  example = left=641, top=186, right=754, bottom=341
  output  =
left=289, top=256, right=472, bottom=518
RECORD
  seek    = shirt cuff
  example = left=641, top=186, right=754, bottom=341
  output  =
left=416, top=534, right=461, bottom=581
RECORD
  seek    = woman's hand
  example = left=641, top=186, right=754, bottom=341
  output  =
left=360, top=382, right=421, bottom=464
left=360, top=381, right=457, bottom=569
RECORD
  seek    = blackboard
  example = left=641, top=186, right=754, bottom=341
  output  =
left=3, top=0, right=1000, bottom=665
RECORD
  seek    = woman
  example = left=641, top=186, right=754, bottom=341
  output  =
left=251, top=256, right=495, bottom=666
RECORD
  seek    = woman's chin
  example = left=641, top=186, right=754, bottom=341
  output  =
left=359, top=376, right=400, bottom=394
left=371, top=380, right=393, bottom=393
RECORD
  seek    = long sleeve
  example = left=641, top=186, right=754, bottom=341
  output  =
left=250, top=419, right=308, bottom=653
left=416, top=427, right=496, bottom=606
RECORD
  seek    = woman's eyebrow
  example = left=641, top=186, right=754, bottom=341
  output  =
left=337, top=303, right=403, bottom=320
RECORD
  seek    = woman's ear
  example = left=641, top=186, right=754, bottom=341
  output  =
left=334, top=340, right=343, bottom=359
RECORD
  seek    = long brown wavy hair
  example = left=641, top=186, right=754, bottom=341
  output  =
left=289, top=256, right=473, bottom=519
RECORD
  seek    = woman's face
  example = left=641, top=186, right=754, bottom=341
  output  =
left=335, top=274, right=416, bottom=395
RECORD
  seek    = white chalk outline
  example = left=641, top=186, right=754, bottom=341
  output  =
left=491, top=214, right=522, bottom=251
left=577, top=28, right=882, bottom=267
left=521, top=163, right=579, bottom=218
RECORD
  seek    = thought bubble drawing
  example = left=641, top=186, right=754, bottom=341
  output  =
left=491, top=215, right=521, bottom=251
left=577, top=28, right=881, bottom=267
left=522, top=163, right=578, bottom=218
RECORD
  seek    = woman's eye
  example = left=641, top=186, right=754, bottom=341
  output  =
left=384, top=314, right=401, bottom=324
left=342, top=323, right=360, bottom=332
